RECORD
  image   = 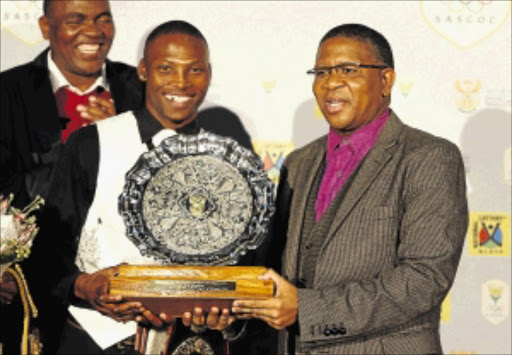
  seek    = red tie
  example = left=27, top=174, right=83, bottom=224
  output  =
left=55, top=87, right=111, bottom=143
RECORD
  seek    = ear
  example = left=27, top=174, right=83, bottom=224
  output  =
left=39, top=16, right=50, bottom=40
left=381, top=68, right=395, bottom=97
left=207, top=63, right=212, bottom=83
left=137, top=59, right=147, bottom=82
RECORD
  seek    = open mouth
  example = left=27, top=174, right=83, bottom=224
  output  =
left=164, top=94, right=194, bottom=104
left=325, top=99, right=348, bottom=114
left=77, top=44, right=102, bottom=55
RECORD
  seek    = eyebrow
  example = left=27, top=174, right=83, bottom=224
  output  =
left=159, top=59, right=207, bottom=65
left=314, top=61, right=358, bottom=68
left=95, top=11, right=113, bottom=20
left=63, top=11, right=112, bottom=20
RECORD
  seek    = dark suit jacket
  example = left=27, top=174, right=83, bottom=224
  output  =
left=271, top=111, right=468, bottom=354
left=0, top=49, right=144, bottom=354
left=0, top=49, right=144, bottom=208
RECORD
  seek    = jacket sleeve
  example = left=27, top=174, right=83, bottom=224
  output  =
left=21, top=127, right=99, bottom=306
left=0, top=75, right=31, bottom=207
left=0, top=66, right=61, bottom=209
left=296, top=141, right=468, bottom=343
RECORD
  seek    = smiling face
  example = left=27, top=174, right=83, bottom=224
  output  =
left=313, top=37, right=395, bottom=136
left=39, top=0, right=114, bottom=90
left=138, top=33, right=211, bottom=130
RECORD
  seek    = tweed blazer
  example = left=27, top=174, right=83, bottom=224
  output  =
left=271, top=111, right=468, bottom=354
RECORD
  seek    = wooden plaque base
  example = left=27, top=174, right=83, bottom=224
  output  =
left=109, top=265, right=273, bottom=317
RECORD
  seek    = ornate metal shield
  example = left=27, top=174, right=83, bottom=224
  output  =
left=118, top=131, right=275, bottom=265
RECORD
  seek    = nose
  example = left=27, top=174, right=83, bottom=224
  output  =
left=322, top=72, right=346, bottom=90
left=82, top=21, right=104, bottom=38
left=170, top=70, right=190, bottom=90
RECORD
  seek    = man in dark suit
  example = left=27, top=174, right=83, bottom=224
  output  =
left=233, top=24, right=468, bottom=354
left=0, top=0, right=143, bottom=352
left=0, top=0, right=143, bottom=209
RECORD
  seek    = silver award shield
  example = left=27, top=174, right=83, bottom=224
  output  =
left=118, top=131, right=275, bottom=265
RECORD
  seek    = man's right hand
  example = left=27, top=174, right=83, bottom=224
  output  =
left=74, top=266, right=168, bottom=327
left=76, top=96, right=116, bottom=122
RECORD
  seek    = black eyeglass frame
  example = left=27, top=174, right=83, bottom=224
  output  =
left=306, top=61, right=389, bottom=76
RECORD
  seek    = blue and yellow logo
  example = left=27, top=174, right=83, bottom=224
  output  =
left=469, top=212, right=510, bottom=256
left=253, top=141, right=294, bottom=187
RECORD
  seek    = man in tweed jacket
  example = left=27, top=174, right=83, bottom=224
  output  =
left=233, top=24, right=468, bottom=354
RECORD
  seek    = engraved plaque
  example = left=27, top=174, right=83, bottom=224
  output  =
left=112, top=280, right=237, bottom=296
left=109, top=265, right=274, bottom=317
left=118, top=131, right=275, bottom=265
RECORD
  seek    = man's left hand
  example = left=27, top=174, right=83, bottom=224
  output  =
left=232, top=269, right=298, bottom=330
left=76, top=96, right=116, bottom=122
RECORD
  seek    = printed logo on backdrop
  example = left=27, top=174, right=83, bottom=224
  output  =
left=468, top=212, right=510, bottom=256
left=504, top=147, right=511, bottom=187
left=440, top=292, right=451, bottom=323
left=455, top=80, right=482, bottom=113
left=399, top=80, right=415, bottom=97
left=1, top=0, right=44, bottom=45
left=262, top=79, right=277, bottom=94
left=485, top=88, right=512, bottom=109
left=482, top=279, right=509, bottom=325
left=421, top=0, right=511, bottom=49
left=252, top=141, right=294, bottom=187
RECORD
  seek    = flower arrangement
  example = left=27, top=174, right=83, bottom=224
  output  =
left=0, top=194, right=44, bottom=274
left=0, top=194, right=44, bottom=355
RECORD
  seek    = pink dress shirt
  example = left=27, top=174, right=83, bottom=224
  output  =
left=315, top=110, right=390, bottom=221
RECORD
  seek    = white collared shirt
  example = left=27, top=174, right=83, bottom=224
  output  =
left=47, top=51, right=109, bottom=95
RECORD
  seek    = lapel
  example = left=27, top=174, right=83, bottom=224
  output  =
left=292, top=139, right=326, bottom=234
left=321, top=111, right=403, bottom=249
left=27, top=49, right=62, bottom=151
left=283, top=138, right=326, bottom=279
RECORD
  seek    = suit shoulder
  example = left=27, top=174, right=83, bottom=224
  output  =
left=106, top=60, right=138, bottom=77
left=400, top=124, right=462, bottom=162
left=285, top=135, right=326, bottom=166
left=107, top=60, right=136, bottom=70
left=0, top=61, right=35, bottom=86
left=106, top=59, right=141, bottom=88
left=65, top=124, right=99, bottom=150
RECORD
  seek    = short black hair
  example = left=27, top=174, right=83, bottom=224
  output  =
left=42, top=0, right=52, bottom=15
left=144, top=20, right=208, bottom=54
left=320, top=24, right=394, bottom=69
left=43, top=0, right=111, bottom=16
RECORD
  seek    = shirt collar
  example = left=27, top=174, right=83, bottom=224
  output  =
left=47, top=50, right=108, bottom=95
left=133, top=108, right=200, bottom=144
left=327, top=109, right=390, bottom=155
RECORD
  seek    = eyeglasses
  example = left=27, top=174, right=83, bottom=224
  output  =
left=306, top=61, right=388, bottom=79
